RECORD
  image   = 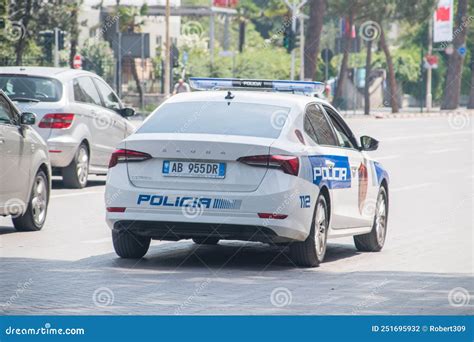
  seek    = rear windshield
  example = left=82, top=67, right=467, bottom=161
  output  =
left=138, top=101, right=291, bottom=139
left=0, top=75, right=62, bottom=102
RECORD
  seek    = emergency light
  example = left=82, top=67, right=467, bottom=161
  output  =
left=189, top=77, right=325, bottom=95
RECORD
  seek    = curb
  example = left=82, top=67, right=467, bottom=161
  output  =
left=342, top=110, right=474, bottom=119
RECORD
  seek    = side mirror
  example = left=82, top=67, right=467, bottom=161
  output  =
left=360, top=135, right=379, bottom=151
left=20, top=112, right=36, bottom=125
left=117, top=107, right=135, bottom=117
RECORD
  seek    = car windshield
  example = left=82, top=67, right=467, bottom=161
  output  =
left=138, top=101, right=291, bottom=139
left=0, top=75, right=62, bottom=102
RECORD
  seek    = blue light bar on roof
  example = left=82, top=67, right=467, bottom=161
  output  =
left=189, top=77, right=325, bottom=95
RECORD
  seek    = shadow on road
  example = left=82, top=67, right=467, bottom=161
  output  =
left=0, top=226, right=17, bottom=236
left=52, top=178, right=106, bottom=190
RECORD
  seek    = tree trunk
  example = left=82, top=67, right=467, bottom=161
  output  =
left=379, top=25, right=399, bottom=113
left=441, top=0, right=468, bottom=110
left=130, top=57, right=144, bottom=108
left=69, top=3, right=80, bottom=68
left=14, top=0, right=33, bottom=65
left=332, top=12, right=353, bottom=108
left=364, top=40, right=372, bottom=115
left=304, top=0, right=326, bottom=80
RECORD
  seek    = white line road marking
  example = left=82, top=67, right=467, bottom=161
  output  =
left=391, top=183, right=436, bottom=193
left=426, top=148, right=459, bottom=154
left=384, top=130, right=472, bottom=142
left=51, top=191, right=103, bottom=199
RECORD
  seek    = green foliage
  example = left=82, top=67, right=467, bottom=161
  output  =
left=80, top=39, right=115, bottom=84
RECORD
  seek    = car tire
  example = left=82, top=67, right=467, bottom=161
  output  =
left=354, top=186, right=388, bottom=252
left=12, top=170, right=49, bottom=232
left=192, top=237, right=219, bottom=245
left=62, top=143, right=89, bottom=189
left=290, top=194, right=328, bottom=267
left=112, top=230, right=151, bottom=258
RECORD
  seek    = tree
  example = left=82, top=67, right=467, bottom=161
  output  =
left=441, top=0, right=469, bottom=109
left=332, top=4, right=356, bottom=108
left=304, top=0, right=326, bottom=80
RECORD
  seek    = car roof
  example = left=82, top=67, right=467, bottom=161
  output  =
left=166, top=90, right=329, bottom=110
left=0, top=66, right=98, bottom=81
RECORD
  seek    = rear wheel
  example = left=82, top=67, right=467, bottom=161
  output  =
left=112, top=230, right=151, bottom=258
left=62, top=143, right=89, bottom=189
left=192, top=237, right=219, bottom=245
left=354, top=186, right=388, bottom=252
left=13, top=170, right=49, bottom=231
left=290, top=194, right=328, bottom=267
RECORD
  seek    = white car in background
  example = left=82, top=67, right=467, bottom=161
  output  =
left=105, top=78, right=389, bottom=267
left=0, top=90, right=51, bottom=231
left=0, top=67, right=136, bottom=188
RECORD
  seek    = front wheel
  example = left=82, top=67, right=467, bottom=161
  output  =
left=62, top=143, right=89, bottom=189
left=290, top=194, right=328, bottom=267
left=112, top=230, right=151, bottom=258
left=354, top=186, right=388, bottom=252
left=13, top=170, right=49, bottom=231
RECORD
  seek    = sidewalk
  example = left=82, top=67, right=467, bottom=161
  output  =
left=341, top=107, right=474, bottom=119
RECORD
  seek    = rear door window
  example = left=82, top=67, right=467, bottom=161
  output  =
left=93, top=78, right=122, bottom=111
left=73, top=77, right=102, bottom=106
left=305, top=104, right=338, bottom=146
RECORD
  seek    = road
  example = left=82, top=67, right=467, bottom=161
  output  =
left=0, top=116, right=472, bottom=315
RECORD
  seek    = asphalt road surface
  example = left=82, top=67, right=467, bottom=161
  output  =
left=1, top=116, right=472, bottom=315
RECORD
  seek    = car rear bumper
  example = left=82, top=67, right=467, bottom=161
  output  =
left=112, top=220, right=280, bottom=243
left=46, top=139, right=78, bottom=168
left=105, top=165, right=317, bottom=242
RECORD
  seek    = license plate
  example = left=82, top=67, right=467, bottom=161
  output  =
left=162, top=160, right=226, bottom=179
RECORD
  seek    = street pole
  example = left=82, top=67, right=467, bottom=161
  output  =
left=54, top=27, right=59, bottom=67
left=299, top=16, right=305, bottom=80
left=164, top=0, right=171, bottom=97
left=284, top=0, right=307, bottom=81
left=115, top=0, right=122, bottom=97
left=426, top=17, right=433, bottom=112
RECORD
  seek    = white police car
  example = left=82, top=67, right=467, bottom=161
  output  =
left=105, top=78, right=389, bottom=267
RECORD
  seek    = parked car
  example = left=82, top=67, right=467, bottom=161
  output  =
left=0, top=67, right=136, bottom=188
left=0, top=90, right=51, bottom=231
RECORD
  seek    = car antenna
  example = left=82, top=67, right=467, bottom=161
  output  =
left=225, top=91, right=234, bottom=100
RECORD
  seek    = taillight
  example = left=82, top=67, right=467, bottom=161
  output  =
left=38, top=113, right=74, bottom=129
left=258, top=213, right=288, bottom=219
left=106, top=207, right=126, bottom=213
left=108, top=149, right=152, bottom=168
left=237, top=155, right=299, bottom=176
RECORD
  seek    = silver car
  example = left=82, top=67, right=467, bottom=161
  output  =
left=0, top=90, right=51, bottom=231
left=0, top=67, right=136, bottom=188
